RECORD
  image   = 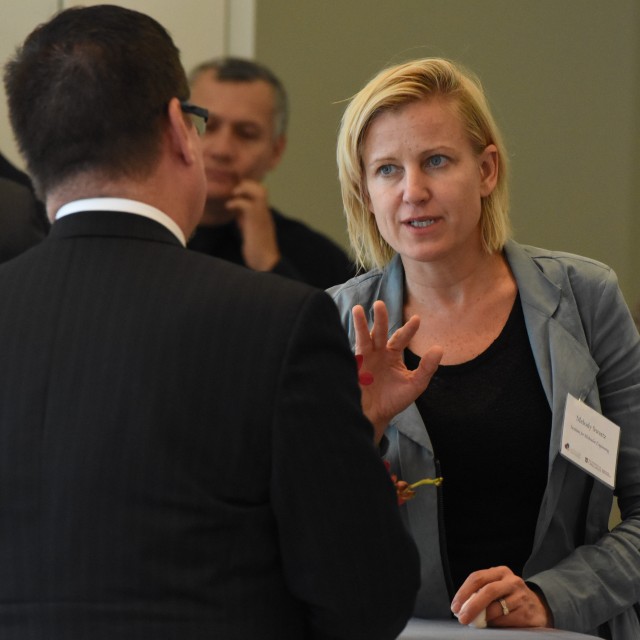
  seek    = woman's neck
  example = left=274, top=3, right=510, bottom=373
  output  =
left=402, top=250, right=517, bottom=365
left=403, top=248, right=508, bottom=311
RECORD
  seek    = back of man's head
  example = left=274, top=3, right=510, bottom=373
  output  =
left=3, top=5, right=190, bottom=199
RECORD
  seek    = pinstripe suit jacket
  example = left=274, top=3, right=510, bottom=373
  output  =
left=0, top=210, right=419, bottom=640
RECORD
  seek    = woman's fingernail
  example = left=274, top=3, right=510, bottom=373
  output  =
left=359, top=372, right=374, bottom=385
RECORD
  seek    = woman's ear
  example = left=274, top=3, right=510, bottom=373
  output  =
left=478, top=144, right=498, bottom=197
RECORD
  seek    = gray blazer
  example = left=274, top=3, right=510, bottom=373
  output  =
left=329, top=240, right=640, bottom=639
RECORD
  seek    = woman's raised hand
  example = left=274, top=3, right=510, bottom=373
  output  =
left=353, top=300, right=443, bottom=444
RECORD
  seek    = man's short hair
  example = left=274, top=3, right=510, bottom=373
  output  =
left=3, top=5, right=190, bottom=198
left=189, top=57, right=288, bottom=138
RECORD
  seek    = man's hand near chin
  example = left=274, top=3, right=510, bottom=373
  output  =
left=226, top=179, right=281, bottom=271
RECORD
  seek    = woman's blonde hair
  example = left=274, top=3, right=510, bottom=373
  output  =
left=337, top=57, right=510, bottom=270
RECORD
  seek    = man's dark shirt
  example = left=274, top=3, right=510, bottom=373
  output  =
left=0, top=178, right=48, bottom=263
left=188, top=208, right=356, bottom=290
left=0, top=152, right=33, bottom=189
left=0, top=153, right=50, bottom=251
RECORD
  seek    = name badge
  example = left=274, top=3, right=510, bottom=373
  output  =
left=561, top=393, right=620, bottom=489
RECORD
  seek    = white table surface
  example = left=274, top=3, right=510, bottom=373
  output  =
left=398, top=619, right=601, bottom=639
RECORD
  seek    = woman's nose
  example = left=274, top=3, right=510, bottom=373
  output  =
left=402, top=168, right=430, bottom=205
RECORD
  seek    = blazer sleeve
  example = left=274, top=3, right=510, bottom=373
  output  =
left=270, top=289, right=420, bottom=640
left=528, top=268, right=640, bottom=634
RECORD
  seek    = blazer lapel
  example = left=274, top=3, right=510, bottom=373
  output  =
left=506, top=241, right=600, bottom=556
left=377, top=256, right=437, bottom=453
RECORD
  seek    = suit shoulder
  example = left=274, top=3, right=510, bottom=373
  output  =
left=180, top=246, right=325, bottom=310
left=515, top=242, right=615, bottom=287
left=328, top=268, right=384, bottom=307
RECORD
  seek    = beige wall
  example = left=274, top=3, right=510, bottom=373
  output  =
left=256, top=0, right=640, bottom=305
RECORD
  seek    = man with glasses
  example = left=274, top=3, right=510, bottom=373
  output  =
left=187, top=57, right=355, bottom=289
left=0, top=5, right=422, bottom=639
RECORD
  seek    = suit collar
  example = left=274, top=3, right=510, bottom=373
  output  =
left=375, top=254, right=406, bottom=335
left=504, top=240, right=599, bottom=405
left=49, top=210, right=184, bottom=248
left=55, top=198, right=186, bottom=245
left=378, top=243, right=564, bottom=335
left=504, top=240, right=561, bottom=317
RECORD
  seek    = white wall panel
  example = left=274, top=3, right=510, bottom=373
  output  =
left=227, top=0, right=256, bottom=58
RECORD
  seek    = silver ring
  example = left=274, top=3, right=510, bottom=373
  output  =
left=498, top=598, right=510, bottom=616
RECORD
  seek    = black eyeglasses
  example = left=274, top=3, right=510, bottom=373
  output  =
left=180, top=101, right=208, bottom=136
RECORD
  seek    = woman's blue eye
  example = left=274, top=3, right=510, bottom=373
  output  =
left=378, top=164, right=395, bottom=176
left=427, top=155, right=447, bottom=168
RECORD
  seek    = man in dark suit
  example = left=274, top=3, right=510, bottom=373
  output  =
left=0, top=6, right=426, bottom=639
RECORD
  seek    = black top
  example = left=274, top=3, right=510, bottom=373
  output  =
left=405, top=294, right=552, bottom=592
left=188, top=208, right=356, bottom=290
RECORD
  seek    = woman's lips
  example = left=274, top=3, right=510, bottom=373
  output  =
left=403, top=217, right=438, bottom=228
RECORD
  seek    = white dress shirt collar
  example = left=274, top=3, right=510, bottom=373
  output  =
left=55, top=197, right=186, bottom=246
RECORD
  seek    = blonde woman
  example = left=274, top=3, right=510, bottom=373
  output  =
left=330, top=57, right=640, bottom=638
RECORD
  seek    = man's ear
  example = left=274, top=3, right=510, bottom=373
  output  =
left=479, top=143, right=498, bottom=197
left=166, top=97, right=199, bottom=166
left=267, top=134, right=287, bottom=172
